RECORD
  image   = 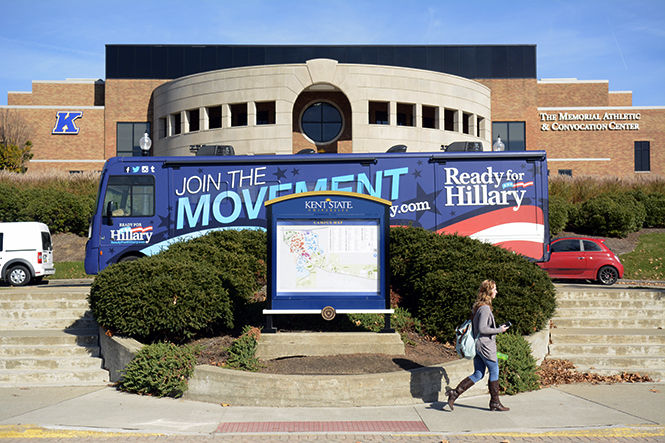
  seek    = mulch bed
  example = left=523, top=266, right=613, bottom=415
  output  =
left=192, top=331, right=459, bottom=375
left=192, top=333, right=653, bottom=385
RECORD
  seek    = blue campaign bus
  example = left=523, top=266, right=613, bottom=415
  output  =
left=84, top=151, right=550, bottom=275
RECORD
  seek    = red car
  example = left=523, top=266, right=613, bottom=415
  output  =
left=537, top=237, right=624, bottom=285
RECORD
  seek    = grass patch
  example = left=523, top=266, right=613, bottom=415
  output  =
left=48, top=261, right=91, bottom=280
left=620, top=233, right=665, bottom=281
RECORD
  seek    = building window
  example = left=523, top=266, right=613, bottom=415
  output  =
left=231, top=103, right=247, bottom=127
left=635, top=141, right=650, bottom=172
left=207, top=106, right=222, bottom=129
left=186, top=109, right=199, bottom=132
left=492, top=122, right=525, bottom=151
left=444, top=109, right=456, bottom=131
left=396, top=103, right=414, bottom=127
left=171, top=113, right=181, bottom=135
left=301, top=102, right=343, bottom=144
left=116, top=122, right=150, bottom=156
left=462, top=112, right=472, bottom=134
left=558, top=169, right=572, bottom=176
left=256, top=101, right=276, bottom=125
left=158, top=118, right=167, bottom=139
left=369, top=101, right=389, bottom=125
left=477, top=117, right=485, bottom=138
left=422, top=105, right=438, bottom=129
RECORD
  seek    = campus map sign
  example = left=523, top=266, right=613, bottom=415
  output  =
left=265, top=191, right=391, bottom=314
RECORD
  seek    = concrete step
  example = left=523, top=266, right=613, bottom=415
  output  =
left=552, top=317, right=663, bottom=329
left=0, top=344, right=100, bottom=358
left=556, top=298, right=661, bottom=309
left=555, top=288, right=665, bottom=302
left=554, top=307, right=665, bottom=319
left=0, top=355, right=104, bottom=370
left=549, top=354, right=665, bottom=371
left=0, top=308, right=93, bottom=320
left=0, top=329, right=99, bottom=346
left=0, top=313, right=98, bottom=330
left=0, top=299, right=90, bottom=310
left=0, top=368, right=109, bottom=387
left=549, top=343, right=665, bottom=357
left=0, top=289, right=90, bottom=301
left=257, top=332, right=405, bottom=359
left=550, top=328, right=665, bottom=345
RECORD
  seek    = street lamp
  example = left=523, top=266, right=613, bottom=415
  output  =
left=493, top=136, right=505, bottom=152
left=139, top=132, right=152, bottom=156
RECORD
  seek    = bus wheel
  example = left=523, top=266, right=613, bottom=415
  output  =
left=118, top=255, right=141, bottom=263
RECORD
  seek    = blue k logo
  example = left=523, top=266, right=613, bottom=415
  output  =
left=52, top=111, right=83, bottom=134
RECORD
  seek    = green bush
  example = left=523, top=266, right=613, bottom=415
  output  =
left=0, top=182, right=23, bottom=222
left=573, top=192, right=645, bottom=237
left=89, top=256, right=234, bottom=342
left=497, top=333, right=540, bottom=395
left=20, top=188, right=91, bottom=235
left=157, top=230, right=267, bottom=325
left=390, top=227, right=556, bottom=343
left=548, top=195, right=569, bottom=236
left=227, top=326, right=261, bottom=371
left=118, top=342, right=196, bottom=398
left=0, top=172, right=97, bottom=234
left=642, top=193, right=665, bottom=228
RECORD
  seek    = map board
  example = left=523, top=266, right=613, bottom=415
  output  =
left=265, top=191, right=391, bottom=314
left=276, top=221, right=379, bottom=294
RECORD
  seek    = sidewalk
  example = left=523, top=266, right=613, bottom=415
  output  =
left=1, top=383, right=663, bottom=441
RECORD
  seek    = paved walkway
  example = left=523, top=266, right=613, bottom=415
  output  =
left=1, top=382, right=663, bottom=441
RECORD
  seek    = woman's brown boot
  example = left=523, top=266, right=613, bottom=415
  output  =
left=488, top=380, right=509, bottom=411
left=446, top=377, right=474, bottom=410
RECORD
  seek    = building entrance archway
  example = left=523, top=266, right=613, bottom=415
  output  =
left=292, top=85, right=352, bottom=153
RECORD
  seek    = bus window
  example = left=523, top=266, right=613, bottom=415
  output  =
left=102, top=175, right=155, bottom=217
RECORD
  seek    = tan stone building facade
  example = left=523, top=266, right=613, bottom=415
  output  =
left=2, top=45, right=662, bottom=177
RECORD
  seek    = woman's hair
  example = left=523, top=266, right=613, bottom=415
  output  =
left=472, top=279, right=496, bottom=314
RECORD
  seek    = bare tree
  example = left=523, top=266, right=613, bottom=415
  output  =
left=0, top=108, right=32, bottom=147
left=0, top=109, right=33, bottom=172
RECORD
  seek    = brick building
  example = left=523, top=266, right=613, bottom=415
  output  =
left=3, top=44, right=663, bottom=177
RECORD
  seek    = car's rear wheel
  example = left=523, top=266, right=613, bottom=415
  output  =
left=8, top=264, right=31, bottom=286
left=597, top=265, right=619, bottom=285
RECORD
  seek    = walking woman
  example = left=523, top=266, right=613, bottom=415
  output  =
left=447, top=279, right=510, bottom=411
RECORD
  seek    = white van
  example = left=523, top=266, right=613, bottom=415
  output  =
left=0, top=222, right=55, bottom=286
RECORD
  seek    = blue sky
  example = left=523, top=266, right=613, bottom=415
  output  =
left=1, top=0, right=664, bottom=106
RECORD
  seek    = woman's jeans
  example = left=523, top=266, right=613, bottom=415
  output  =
left=469, top=353, right=499, bottom=383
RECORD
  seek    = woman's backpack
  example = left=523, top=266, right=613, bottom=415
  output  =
left=455, top=319, right=477, bottom=359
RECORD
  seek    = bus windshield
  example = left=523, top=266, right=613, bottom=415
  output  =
left=102, top=175, right=155, bottom=217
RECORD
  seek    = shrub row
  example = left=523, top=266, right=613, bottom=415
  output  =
left=549, top=190, right=664, bottom=237
left=88, top=230, right=267, bottom=343
left=548, top=175, right=665, bottom=236
left=0, top=171, right=98, bottom=235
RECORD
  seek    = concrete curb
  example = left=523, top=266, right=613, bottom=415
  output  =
left=98, top=328, right=143, bottom=383
left=99, top=327, right=549, bottom=406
